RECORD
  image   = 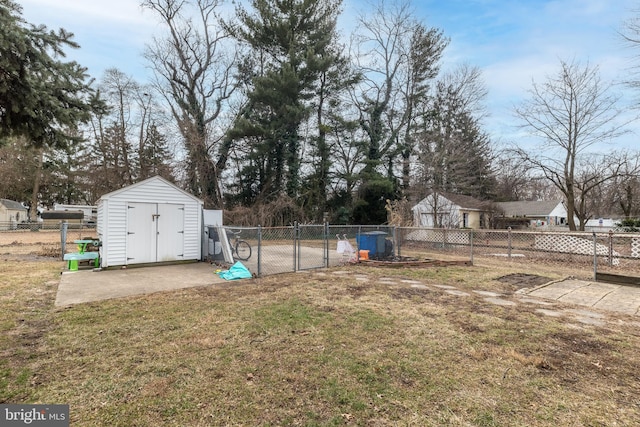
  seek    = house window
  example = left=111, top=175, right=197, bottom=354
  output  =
left=463, top=212, right=468, bottom=228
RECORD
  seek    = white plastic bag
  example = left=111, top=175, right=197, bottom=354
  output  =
left=343, top=240, right=354, bottom=254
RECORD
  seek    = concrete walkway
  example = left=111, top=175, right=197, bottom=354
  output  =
left=522, top=278, right=640, bottom=316
left=55, top=261, right=640, bottom=319
left=55, top=262, right=224, bottom=306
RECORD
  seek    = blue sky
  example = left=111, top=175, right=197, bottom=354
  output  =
left=18, top=0, right=640, bottom=150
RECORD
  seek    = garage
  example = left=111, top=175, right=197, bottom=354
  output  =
left=96, top=176, right=203, bottom=268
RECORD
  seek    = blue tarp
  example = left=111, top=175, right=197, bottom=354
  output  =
left=217, top=261, right=252, bottom=280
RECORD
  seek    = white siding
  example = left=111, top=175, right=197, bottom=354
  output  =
left=412, top=194, right=462, bottom=228
left=0, top=205, right=9, bottom=223
left=0, top=202, right=27, bottom=229
left=97, top=199, right=106, bottom=263
left=548, top=202, right=567, bottom=218
left=97, top=176, right=203, bottom=268
left=106, top=199, right=128, bottom=267
left=96, top=201, right=105, bottom=236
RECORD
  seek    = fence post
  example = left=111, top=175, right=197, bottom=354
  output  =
left=257, top=225, right=262, bottom=277
left=593, top=231, right=597, bottom=281
left=324, top=222, right=329, bottom=268
left=392, top=226, right=397, bottom=257
left=293, top=221, right=298, bottom=272
left=507, top=227, right=512, bottom=258
left=608, top=230, right=613, bottom=267
left=442, top=228, right=447, bottom=249
left=60, top=221, right=68, bottom=259
left=469, top=229, right=474, bottom=264
left=397, top=227, right=402, bottom=258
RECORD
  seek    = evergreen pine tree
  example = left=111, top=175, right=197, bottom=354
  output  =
left=0, top=0, right=93, bottom=148
left=229, top=0, right=343, bottom=203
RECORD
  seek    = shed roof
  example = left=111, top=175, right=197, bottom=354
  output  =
left=0, top=199, right=27, bottom=211
left=98, top=175, right=203, bottom=204
left=495, top=200, right=563, bottom=217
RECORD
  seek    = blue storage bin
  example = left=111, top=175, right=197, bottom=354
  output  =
left=356, top=231, right=387, bottom=258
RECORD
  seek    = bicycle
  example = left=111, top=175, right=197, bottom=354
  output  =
left=227, top=229, right=252, bottom=261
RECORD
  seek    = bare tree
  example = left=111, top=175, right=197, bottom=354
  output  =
left=143, top=0, right=239, bottom=208
left=351, top=0, right=447, bottom=179
left=493, top=152, right=533, bottom=201
left=329, top=117, right=365, bottom=196
left=0, top=138, right=40, bottom=210
left=397, top=23, right=448, bottom=190
left=513, top=59, right=629, bottom=230
left=620, top=11, right=640, bottom=100
left=572, top=153, right=629, bottom=229
left=416, top=64, right=495, bottom=200
left=345, top=0, right=448, bottom=223
left=593, top=153, right=640, bottom=218
left=85, top=69, right=175, bottom=195
left=617, top=175, right=640, bottom=218
left=100, top=68, right=138, bottom=185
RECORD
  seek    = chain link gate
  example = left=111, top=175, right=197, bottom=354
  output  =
left=295, top=222, right=329, bottom=271
left=217, top=224, right=329, bottom=277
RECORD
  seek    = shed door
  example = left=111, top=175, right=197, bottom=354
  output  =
left=126, top=202, right=184, bottom=264
left=127, top=202, right=156, bottom=264
left=156, top=204, right=184, bottom=262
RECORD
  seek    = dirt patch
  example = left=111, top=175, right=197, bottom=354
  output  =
left=496, top=273, right=552, bottom=290
left=548, top=331, right=614, bottom=355
left=346, top=284, right=368, bottom=298
left=1, top=230, right=92, bottom=261
left=390, top=286, right=431, bottom=300
left=0, top=230, right=63, bottom=246
left=361, top=258, right=472, bottom=268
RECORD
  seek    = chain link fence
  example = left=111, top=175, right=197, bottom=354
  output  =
left=204, top=224, right=640, bottom=280
left=0, top=221, right=96, bottom=232
left=6, top=221, right=639, bottom=281
left=397, top=227, right=640, bottom=281
left=206, top=224, right=398, bottom=276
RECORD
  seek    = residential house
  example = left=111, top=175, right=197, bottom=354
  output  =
left=494, top=200, right=567, bottom=228
left=412, top=192, right=490, bottom=229
left=0, top=199, right=28, bottom=230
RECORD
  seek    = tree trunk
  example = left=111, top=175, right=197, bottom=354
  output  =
left=402, top=149, right=411, bottom=190
left=565, top=196, right=577, bottom=231
left=621, top=184, right=633, bottom=218
left=30, top=148, right=44, bottom=222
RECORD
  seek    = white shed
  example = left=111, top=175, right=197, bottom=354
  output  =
left=0, top=199, right=28, bottom=230
left=412, top=192, right=489, bottom=229
left=96, top=176, right=203, bottom=268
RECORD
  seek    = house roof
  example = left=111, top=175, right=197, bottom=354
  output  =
left=412, top=192, right=491, bottom=211
left=437, top=192, right=489, bottom=211
left=495, top=200, right=563, bottom=217
left=0, top=199, right=27, bottom=211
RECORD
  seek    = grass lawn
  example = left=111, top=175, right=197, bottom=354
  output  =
left=2, top=233, right=640, bottom=426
